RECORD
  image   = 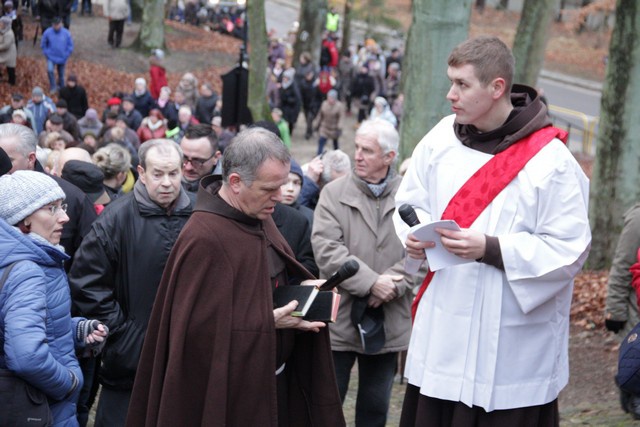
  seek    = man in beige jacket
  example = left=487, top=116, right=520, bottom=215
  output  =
left=311, top=118, right=415, bottom=427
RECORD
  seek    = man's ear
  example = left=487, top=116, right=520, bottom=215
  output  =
left=27, top=152, right=36, bottom=170
left=227, top=172, right=242, bottom=193
left=384, top=150, right=396, bottom=165
left=491, top=77, right=507, bottom=100
left=137, top=165, right=146, bottom=185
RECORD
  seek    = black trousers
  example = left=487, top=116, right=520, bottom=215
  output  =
left=108, top=19, right=125, bottom=47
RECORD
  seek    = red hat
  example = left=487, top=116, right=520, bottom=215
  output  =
left=107, top=97, right=122, bottom=106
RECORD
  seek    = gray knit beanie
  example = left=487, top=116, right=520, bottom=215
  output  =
left=0, top=171, right=65, bottom=225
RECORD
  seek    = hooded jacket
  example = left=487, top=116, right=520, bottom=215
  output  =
left=0, top=219, right=83, bottom=426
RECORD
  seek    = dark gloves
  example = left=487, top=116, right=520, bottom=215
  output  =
left=606, top=319, right=627, bottom=333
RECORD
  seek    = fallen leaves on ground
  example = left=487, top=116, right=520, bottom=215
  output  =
left=572, top=270, right=608, bottom=330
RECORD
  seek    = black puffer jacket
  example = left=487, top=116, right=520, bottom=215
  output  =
left=68, top=181, right=193, bottom=390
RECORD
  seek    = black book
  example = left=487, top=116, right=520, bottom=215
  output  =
left=304, top=291, right=341, bottom=323
left=273, top=285, right=319, bottom=317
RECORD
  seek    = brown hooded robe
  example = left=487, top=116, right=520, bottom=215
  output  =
left=126, top=176, right=345, bottom=427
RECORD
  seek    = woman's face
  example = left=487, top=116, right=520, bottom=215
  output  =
left=149, top=114, right=159, bottom=124
left=24, top=200, right=69, bottom=244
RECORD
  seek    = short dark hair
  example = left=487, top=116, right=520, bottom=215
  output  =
left=184, top=123, right=218, bottom=153
left=448, top=36, right=514, bottom=97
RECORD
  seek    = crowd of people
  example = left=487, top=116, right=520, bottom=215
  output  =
left=0, top=8, right=603, bottom=427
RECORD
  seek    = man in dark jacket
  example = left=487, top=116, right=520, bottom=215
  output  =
left=126, top=128, right=344, bottom=427
left=69, top=139, right=193, bottom=427
left=120, top=96, right=143, bottom=131
left=59, top=74, right=89, bottom=119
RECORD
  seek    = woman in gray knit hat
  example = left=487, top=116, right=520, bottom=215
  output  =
left=0, top=170, right=108, bottom=426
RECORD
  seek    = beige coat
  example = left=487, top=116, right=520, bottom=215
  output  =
left=312, top=171, right=414, bottom=353
left=0, top=29, right=16, bottom=68
left=315, top=99, right=344, bottom=140
left=104, top=0, right=130, bottom=20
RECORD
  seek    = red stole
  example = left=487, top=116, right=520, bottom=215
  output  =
left=411, top=126, right=568, bottom=320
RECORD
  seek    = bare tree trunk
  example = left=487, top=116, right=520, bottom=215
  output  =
left=293, top=0, right=328, bottom=68
left=399, top=0, right=471, bottom=160
left=340, top=0, right=353, bottom=53
left=512, top=0, right=558, bottom=86
left=497, top=0, right=510, bottom=10
left=588, top=0, right=640, bottom=269
left=135, top=0, right=165, bottom=51
left=247, top=0, right=271, bottom=122
left=556, top=0, right=566, bottom=22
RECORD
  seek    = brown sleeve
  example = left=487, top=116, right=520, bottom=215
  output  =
left=476, top=235, right=504, bottom=271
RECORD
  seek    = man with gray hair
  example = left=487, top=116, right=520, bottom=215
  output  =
left=69, top=139, right=193, bottom=427
left=312, top=118, right=415, bottom=427
left=127, top=128, right=345, bottom=427
left=0, top=122, right=96, bottom=269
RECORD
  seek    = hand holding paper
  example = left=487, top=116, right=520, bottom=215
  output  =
left=408, top=220, right=474, bottom=272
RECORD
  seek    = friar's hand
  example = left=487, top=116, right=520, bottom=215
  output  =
left=274, top=300, right=326, bottom=333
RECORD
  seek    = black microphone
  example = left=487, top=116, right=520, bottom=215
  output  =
left=399, top=204, right=420, bottom=227
left=319, top=260, right=360, bottom=291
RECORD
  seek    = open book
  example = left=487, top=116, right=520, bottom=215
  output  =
left=404, top=219, right=474, bottom=273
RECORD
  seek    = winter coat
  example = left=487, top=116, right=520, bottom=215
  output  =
left=59, top=85, right=89, bottom=119
left=606, top=203, right=640, bottom=337
left=0, top=219, right=84, bottom=426
left=194, top=93, right=218, bottom=125
left=132, top=90, right=156, bottom=118
left=27, top=99, right=55, bottom=134
left=149, top=64, right=167, bottom=100
left=69, top=182, right=193, bottom=390
left=136, top=117, right=167, bottom=143
left=279, top=82, right=302, bottom=126
left=103, top=0, right=129, bottom=20
left=312, top=172, right=415, bottom=354
left=77, top=116, right=103, bottom=137
left=0, top=28, right=16, bottom=68
left=316, top=99, right=344, bottom=140
left=350, top=72, right=375, bottom=108
left=41, top=26, right=73, bottom=65
left=122, top=108, right=143, bottom=131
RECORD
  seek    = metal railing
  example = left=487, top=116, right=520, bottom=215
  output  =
left=548, top=105, right=599, bottom=155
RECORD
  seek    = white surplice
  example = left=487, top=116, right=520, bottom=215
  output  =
left=393, top=115, right=592, bottom=411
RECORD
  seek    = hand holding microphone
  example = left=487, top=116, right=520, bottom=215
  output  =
left=399, top=204, right=427, bottom=273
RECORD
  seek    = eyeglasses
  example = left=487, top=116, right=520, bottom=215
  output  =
left=42, top=203, right=68, bottom=216
left=183, top=153, right=215, bottom=168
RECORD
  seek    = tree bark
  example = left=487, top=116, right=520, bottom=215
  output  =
left=588, top=0, right=640, bottom=269
left=512, top=0, right=558, bottom=86
left=135, top=0, right=165, bottom=51
left=293, top=0, right=328, bottom=68
left=399, top=0, right=471, bottom=160
left=247, top=0, right=271, bottom=122
left=340, top=0, right=353, bottom=54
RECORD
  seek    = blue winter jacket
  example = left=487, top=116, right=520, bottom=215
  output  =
left=40, top=26, right=74, bottom=65
left=0, top=219, right=84, bottom=426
